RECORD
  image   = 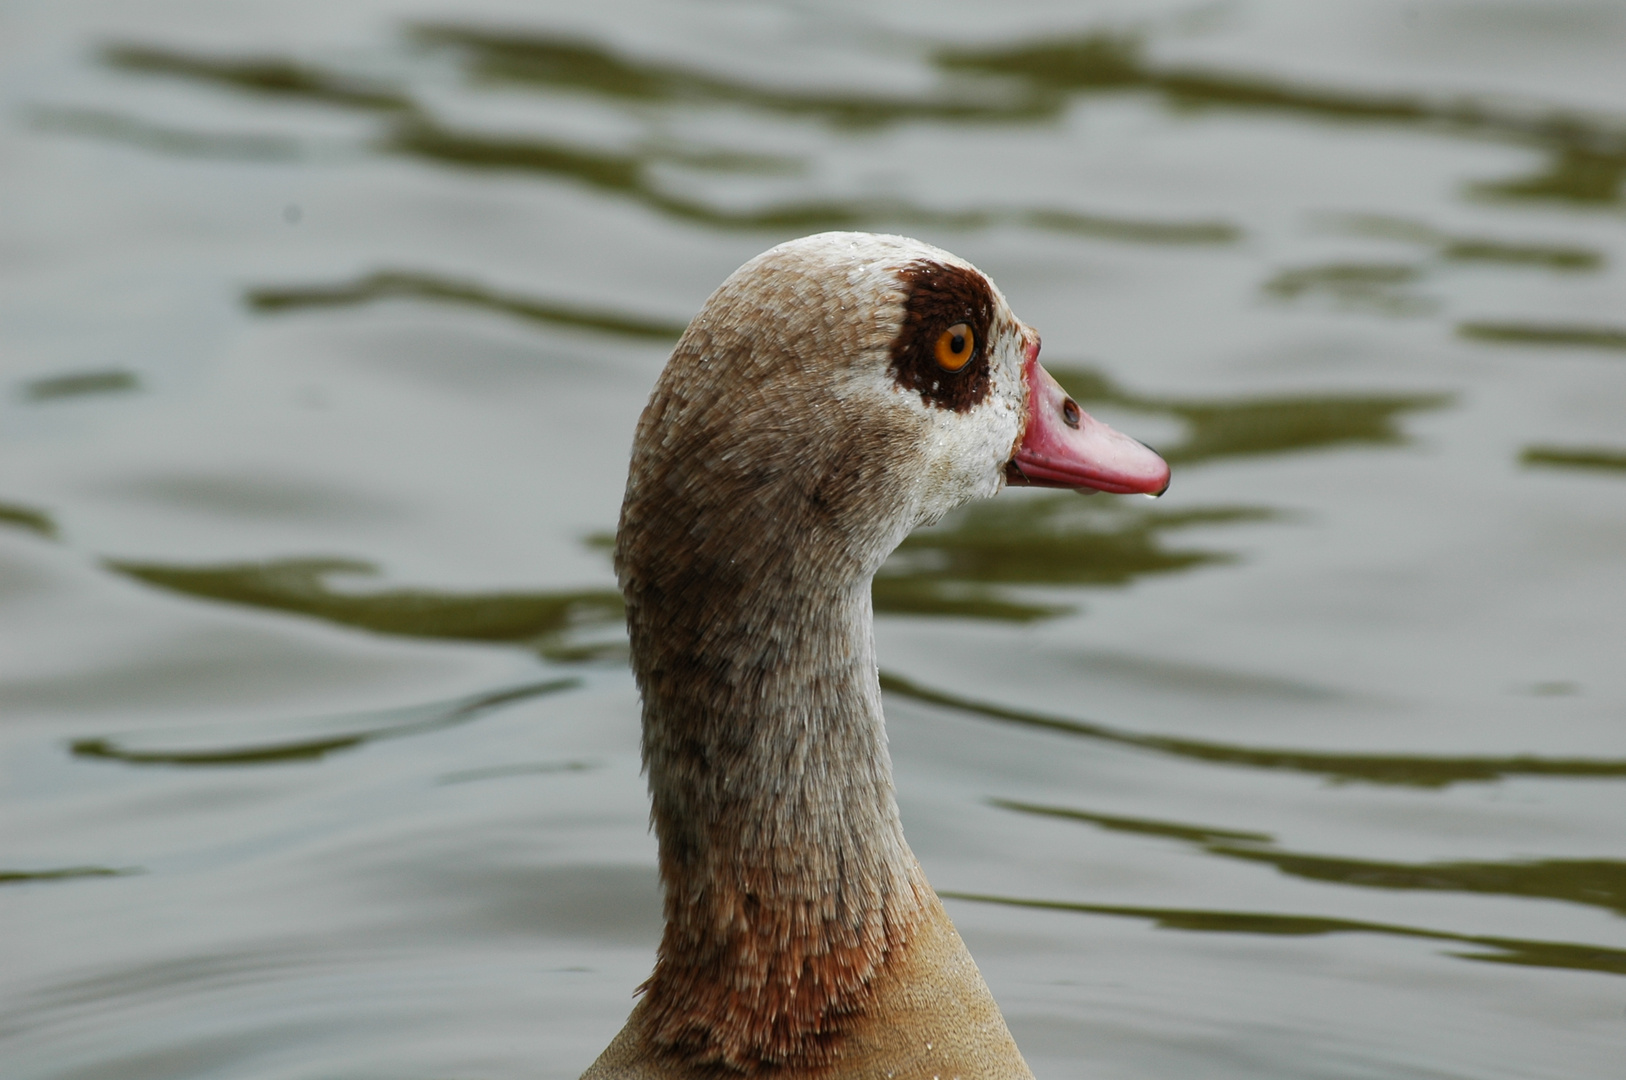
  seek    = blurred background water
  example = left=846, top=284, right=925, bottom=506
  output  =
left=3, top=2, right=1625, bottom=1077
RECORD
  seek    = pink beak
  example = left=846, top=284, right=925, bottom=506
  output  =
left=1006, top=342, right=1171, bottom=496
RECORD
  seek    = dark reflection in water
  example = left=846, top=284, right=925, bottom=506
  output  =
left=1, top=867, right=132, bottom=886
left=883, top=672, right=1626, bottom=788
left=996, top=801, right=1626, bottom=919
left=1261, top=263, right=1434, bottom=316
left=382, top=113, right=643, bottom=183
left=101, top=43, right=411, bottom=111
left=410, top=24, right=1047, bottom=129
left=71, top=678, right=576, bottom=767
left=380, top=114, right=800, bottom=185
left=944, top=892, right=1626, bottom=978
left=1216, top=849, right=1626, bottom=919
left=1474, top=147, right=1626, bottom=206
left=247, top=270, right=689, bottom=339
left=1521, top=446, right=1626, bottom=473
left=436, top=759, right=598, bottom=785
left=86, top=26, right=1626, bottom=221
left=419, top=15, right=1626, bottom=213
left=1050, top=364, right=1449, bottom=465
left=1012, top=211, right=1237, bottom=245
left=88, top=39, right=1238, bottom=243
left=0, top=502, right=57, bottom=539
left=877, top=499, right=1265, bottom=622
left=383, top=115, right=1237, bottom=239
left=1332, top=215, right=1605, bottom=271
left=20, top=369, right=141, bottom=403
left=991, top=800, right=1273, bottom=845
left=1260, top=219, right=1606, bottom=316
left=106, top=557, right=623, bottom=644
left=29, top=106, right=307, bottom=162
left=1459, top=322, right=1626, bottom=351
left=936, top=34, right=1626, bottom=207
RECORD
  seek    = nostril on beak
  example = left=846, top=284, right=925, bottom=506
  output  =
left=1062, top=398, right=1081, bottom=429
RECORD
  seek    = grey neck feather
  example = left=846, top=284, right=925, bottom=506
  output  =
left=633, top=568, right=914, bottom=905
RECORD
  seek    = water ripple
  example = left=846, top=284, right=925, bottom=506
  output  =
left=246, top=270, right=690, bottom=339
left=996, top=800, right=1626, bottom=918
left=884, top=672, right=1626, bottom=788
left=945, top=892, right=1626, bottom=978
left=106, top=557, right=623, bottom=644
left=70, top=678, right=578, bottom=767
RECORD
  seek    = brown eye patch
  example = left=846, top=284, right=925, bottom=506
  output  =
left=890, top=260, right=995, bottom=413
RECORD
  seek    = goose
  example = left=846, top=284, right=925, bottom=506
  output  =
left=582, top=232, right=1169, bottom=1079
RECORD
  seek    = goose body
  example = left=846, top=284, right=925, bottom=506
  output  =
left=584, top=233, right=1169, bottom=1079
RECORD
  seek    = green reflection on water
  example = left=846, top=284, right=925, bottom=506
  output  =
left=106, top=557, right=622, bottom=643
left=1216, top=848, right=1626, bottom=918
left=1442, top=239, right=1601, bottom=269
left=939, top=33, right=1440, bottom=123
left=410, top=23, right=1047, bottom=129
left=1050, top=364, right=1449, bottom=465
left=1333, top=215, right=1604, bottom=271
left=101, top=43, right=411, bottom=111
left=438, top=23, right=1626, bottom=211
left=95, top=28, right=1626, bottom=217
left=74, top=732, right=358, bottom=765
left=382, top=116, right=640, bottom=186
left=1475, top=146, right=1626, bottom=206
left=247, top=270, right=689, bottom=339
left=72, top=678, right=576, bottom=767
left=381, top=117, right=984, bottom=232
left=937, top=33, right=1626, bottom=207
left=382, top=115, right=1236, bottom=238
left=437, top=759, right=598, bottom=785
left=876, top=498, right=1263, bottom=623
left=884, top=671, right=1626, bottom=788
left=990, top=799, right=1271, bottom=845
left=871, top=581, right=1066, bottom=623
left=0, top=501, right=57, bottom=539
left=20, top=369, right=141, bottom=403
left=1262, top=262, right=1434, bottom=316
left=944, top=892, right=1626, bottom=978
left=1521, top=446, right=1626, bottom=473
left=91, top=39, right=1237, bottom=243
left=0, top=866, right=132, bottom=885
left=1015, top=211, right=1237, bottom=245
left=1459, top=323, right=1626, bottom=351
left=29, top=106, right=306, bottom=161
left=997, top=800, right=1626, bottom=918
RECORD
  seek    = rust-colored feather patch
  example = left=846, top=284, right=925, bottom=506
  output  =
left=639, top=865, right=927, bottom=1073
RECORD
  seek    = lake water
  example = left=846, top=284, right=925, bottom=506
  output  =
left=3, top=2, right=1624, bottom=1077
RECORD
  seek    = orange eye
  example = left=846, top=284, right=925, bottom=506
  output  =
left=933, top=323, right=974, bottom=371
